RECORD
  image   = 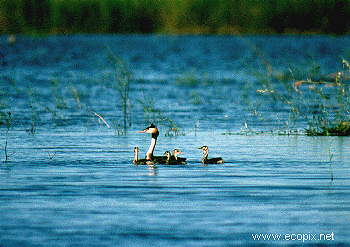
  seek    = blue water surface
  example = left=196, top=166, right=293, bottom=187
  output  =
left=0, top=35, right=350, bottom=247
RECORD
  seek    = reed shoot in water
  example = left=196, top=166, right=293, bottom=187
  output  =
left=138, top=96, right=184, bottom=137
left=4, top=112, right=11, bottom=162
left=108, top=51, right=132, bottom=135
left=250, top=46, right=350, bottom=136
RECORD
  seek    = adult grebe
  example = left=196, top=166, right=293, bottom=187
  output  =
left=198, top=146, right=224, bottom=164
left=138, top=124, right=165, bottom=161
left=133, top=147, right=153, bottom=165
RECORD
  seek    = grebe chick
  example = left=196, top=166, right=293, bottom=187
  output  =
left=164, top=151, right=172, bottom=164
left=133, top=147, right=154, bottom=165
left=151, top=151, right=173, bottom=164
left=172, top=149, right=187, bottom=163
left=198, top=146, right=224, bottom=164
left=163, top=151, right=185, bottom=165
left=151, top=152, right=169, bottom=164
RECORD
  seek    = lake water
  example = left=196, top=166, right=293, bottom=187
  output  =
left=0, top=35, right=350, bottom=246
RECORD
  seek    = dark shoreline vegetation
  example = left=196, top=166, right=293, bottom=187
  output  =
left=0, top=0, right=350, bottom=35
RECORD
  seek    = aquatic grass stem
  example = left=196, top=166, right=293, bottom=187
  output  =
left=250, top=53, right=350, bottom=135
left=107, top=50, right=132, bottom=135
left=328, top=147, right=334, bottom=182
left=138, top=94, right=184, bottom=136
left=4, top=112, right=11, bottom=162
left=93, top=112, right=110, bottom=129
left=70, top=86, right=82, bottom=109
left=26, top=86, right=41, bottom=134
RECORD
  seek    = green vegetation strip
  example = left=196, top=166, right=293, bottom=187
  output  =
left=0, top=0, right=349, bottom=34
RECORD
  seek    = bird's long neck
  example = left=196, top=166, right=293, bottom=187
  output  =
left=133, top=149, right=139, bottom=163
left=174, top=153, right=178, bottom=160
left=202, top=151, right=208, bottom=163
left=146, top=136, right=157, bottom=160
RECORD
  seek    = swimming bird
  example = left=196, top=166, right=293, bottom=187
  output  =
left=162, top=151, right=185, bottom=165
left=137, top=123, right=165, bottom=161
left=171, top=149, right=187, bottom=164
left=162, top=151, right=172, bottom=164
left=133, top=146, right=154, bottom=165
left=198, top=146, right=224, bottom=164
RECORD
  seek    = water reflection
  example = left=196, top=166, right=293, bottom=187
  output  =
left=147, top=164, right=158, bottom=176
left=0, top=162, right=12, bottom=178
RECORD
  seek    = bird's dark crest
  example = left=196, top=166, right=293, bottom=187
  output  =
left=145, top=123, right=156, bottom=130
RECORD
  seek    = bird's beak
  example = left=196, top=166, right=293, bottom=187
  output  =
left=137, top=130, right=146, bottom=133
left=197, top=147, right=202, bottom=149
